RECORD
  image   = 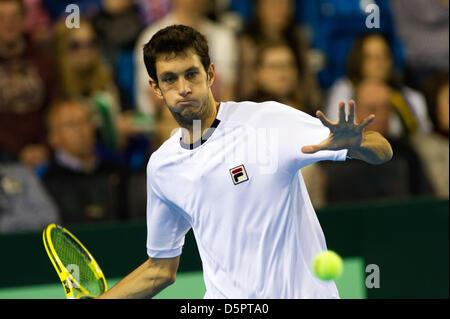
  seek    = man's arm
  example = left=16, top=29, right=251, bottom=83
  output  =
left=302, top=100, right=393, bottom=165
left=347, top=130, right=393, bottom=165
left=97, top=256, right=180, bottom=299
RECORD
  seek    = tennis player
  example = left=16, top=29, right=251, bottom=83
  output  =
left=99, top=25, right=393, bottom=299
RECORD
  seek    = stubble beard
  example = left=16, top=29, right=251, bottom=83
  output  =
left=168, top=94, right=213, bottom=130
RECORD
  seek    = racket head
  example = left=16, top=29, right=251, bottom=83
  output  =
left=43, top=224, right=107, bottom=298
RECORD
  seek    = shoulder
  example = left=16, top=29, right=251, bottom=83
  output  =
left=401, top=85, right=426, bottom=103
left=147, top=131, right=181, bottom=173
left=329, top=78, right=353, bottom=94
left=201, top=20, right=236, bottom=53
left=222, top=99, right=297, bottom=112
left=0, top=164, right=33, bottom=181
left=0, top=164, right=24, bottom=174
left=220, top=100, right=315, bottom=127
left=201, top=19, right=235, bottom=38
left=219, top=100, right=285, bottom=118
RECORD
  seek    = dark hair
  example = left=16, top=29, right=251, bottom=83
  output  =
left=241, top=0, right=305, bottom=74
left=346, top=32, right=395, bottom=86
left=143, top=25, right=211, bottom=84
left=254, top=40, right=297, bottom=68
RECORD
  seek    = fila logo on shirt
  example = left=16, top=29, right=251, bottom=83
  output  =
left=229, top=165, right=249, bottom=185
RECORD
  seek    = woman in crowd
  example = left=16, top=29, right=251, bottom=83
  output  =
left=53, top=17, right=146, bottom=159
left=237, top=0, right=322, bottom=112
left=249, top=40, right=312, bottom=114
left=410, top=72, right=449, bottom=198
left=325, top=32, right=432, bottom=138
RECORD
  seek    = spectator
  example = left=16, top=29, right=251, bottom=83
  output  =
left=423, top=73, right=450, bottom=139
left=92, top=0, right=143, bottom=67
left=53, top=17, right=141, bottom=154
left=248, top=39, right=325, bottom=208
left=321, top=80, right=433, bottom=204
left=135, top=0, right=170, bottom=26
left=325, top=33, right=432, bottom=138
left=0, top=163, right=59, bottom=233
left=43, top=99, right=127, bottom=225
left=0, top=0, right=59, bottom=170
left=134, top=0, right=237, bottom=118
left=237, top=0, right=322, bottom=110
left=92, top=0, right=144, bottom=110
left=410, top=73, right=449, bottom=198
left=202, top=0, right=243, bottom=32
left=249, top=40, right=312, bottom=114
left=22, top=0, right=52, bottom=47
left=391, top=0, right=449, bottom=92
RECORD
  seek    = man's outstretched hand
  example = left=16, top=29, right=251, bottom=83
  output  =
left=302, top=100, right=374, bottom=154
left=302, top=100, right=393, bottom=165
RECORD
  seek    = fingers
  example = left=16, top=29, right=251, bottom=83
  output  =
left=302, top=138, right=329, bottom=154
left=338, top=101, right=346, bottom=123
left=347, top=99, right=374, bottom=129
left=359, top=114, right=375, bottom=130
left=301, top=144, right=322, bottom=154
left=316, top=110, right=333, bottom=128
left=348, top=100, right=355, bottom=124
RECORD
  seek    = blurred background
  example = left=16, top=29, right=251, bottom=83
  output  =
left=0, top=0, right=448, bottom=299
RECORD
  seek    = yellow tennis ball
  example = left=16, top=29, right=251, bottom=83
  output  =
left=312, top=250, right=343, bottom=281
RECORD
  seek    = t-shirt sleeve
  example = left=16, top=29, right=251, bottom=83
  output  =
left=274, top=103, right=348, bottom=172
left=146, top=165, right=191, bottom=258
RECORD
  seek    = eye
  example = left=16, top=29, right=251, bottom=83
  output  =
left=162, top=75, right=176, bottom=84
left=185, top=71, right=198, bottom=80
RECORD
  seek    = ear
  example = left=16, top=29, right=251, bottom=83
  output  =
left=149, top=78, right=164, bottom=100
left=207, top=63, right=215, bottom=88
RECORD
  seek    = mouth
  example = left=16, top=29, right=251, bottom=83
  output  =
left=177, top=101, right=200, bottom=113
left=177, top=99, right=198, bottom=107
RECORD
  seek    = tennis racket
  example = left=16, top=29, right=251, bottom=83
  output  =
left=43, top=224, right=107, bottom=299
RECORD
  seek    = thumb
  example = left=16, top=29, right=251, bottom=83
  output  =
left=302, top=145, right=322, bottom=154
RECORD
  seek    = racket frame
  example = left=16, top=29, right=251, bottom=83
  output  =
left=43, top=224, right=107, bottom=299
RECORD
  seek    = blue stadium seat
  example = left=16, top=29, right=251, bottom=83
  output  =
left=229, top=0, right=253, bottom=21
left=42, top=0, right=102, bottom=20
left=115, top=50, right=136, bottom=111
left=230, top=0, right=405, bottom=89
left=298, top=0, right=404, bottom=89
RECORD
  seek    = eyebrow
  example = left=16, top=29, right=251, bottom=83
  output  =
left=160, top=67, right=201, bottom=79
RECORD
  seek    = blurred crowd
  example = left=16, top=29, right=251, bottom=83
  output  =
left=0, top=0, right=448, bottom=233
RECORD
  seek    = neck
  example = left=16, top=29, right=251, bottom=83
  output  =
left=261, top=26, right=283, bottom=41
left=180, top=95, right=220, bottom=145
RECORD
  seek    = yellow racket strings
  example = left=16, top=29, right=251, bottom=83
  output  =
left=50, top=227, right=104, bottom=296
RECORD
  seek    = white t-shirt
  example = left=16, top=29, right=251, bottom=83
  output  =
left=146, top=101, right=348, bottom=298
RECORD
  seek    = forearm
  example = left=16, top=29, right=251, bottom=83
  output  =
left=347, top=131, right=393, bottom=165
left=98, top=258, right=176, bottom=299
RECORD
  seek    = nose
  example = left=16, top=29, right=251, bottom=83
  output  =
left=177, top=77, right=191, bottom=97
